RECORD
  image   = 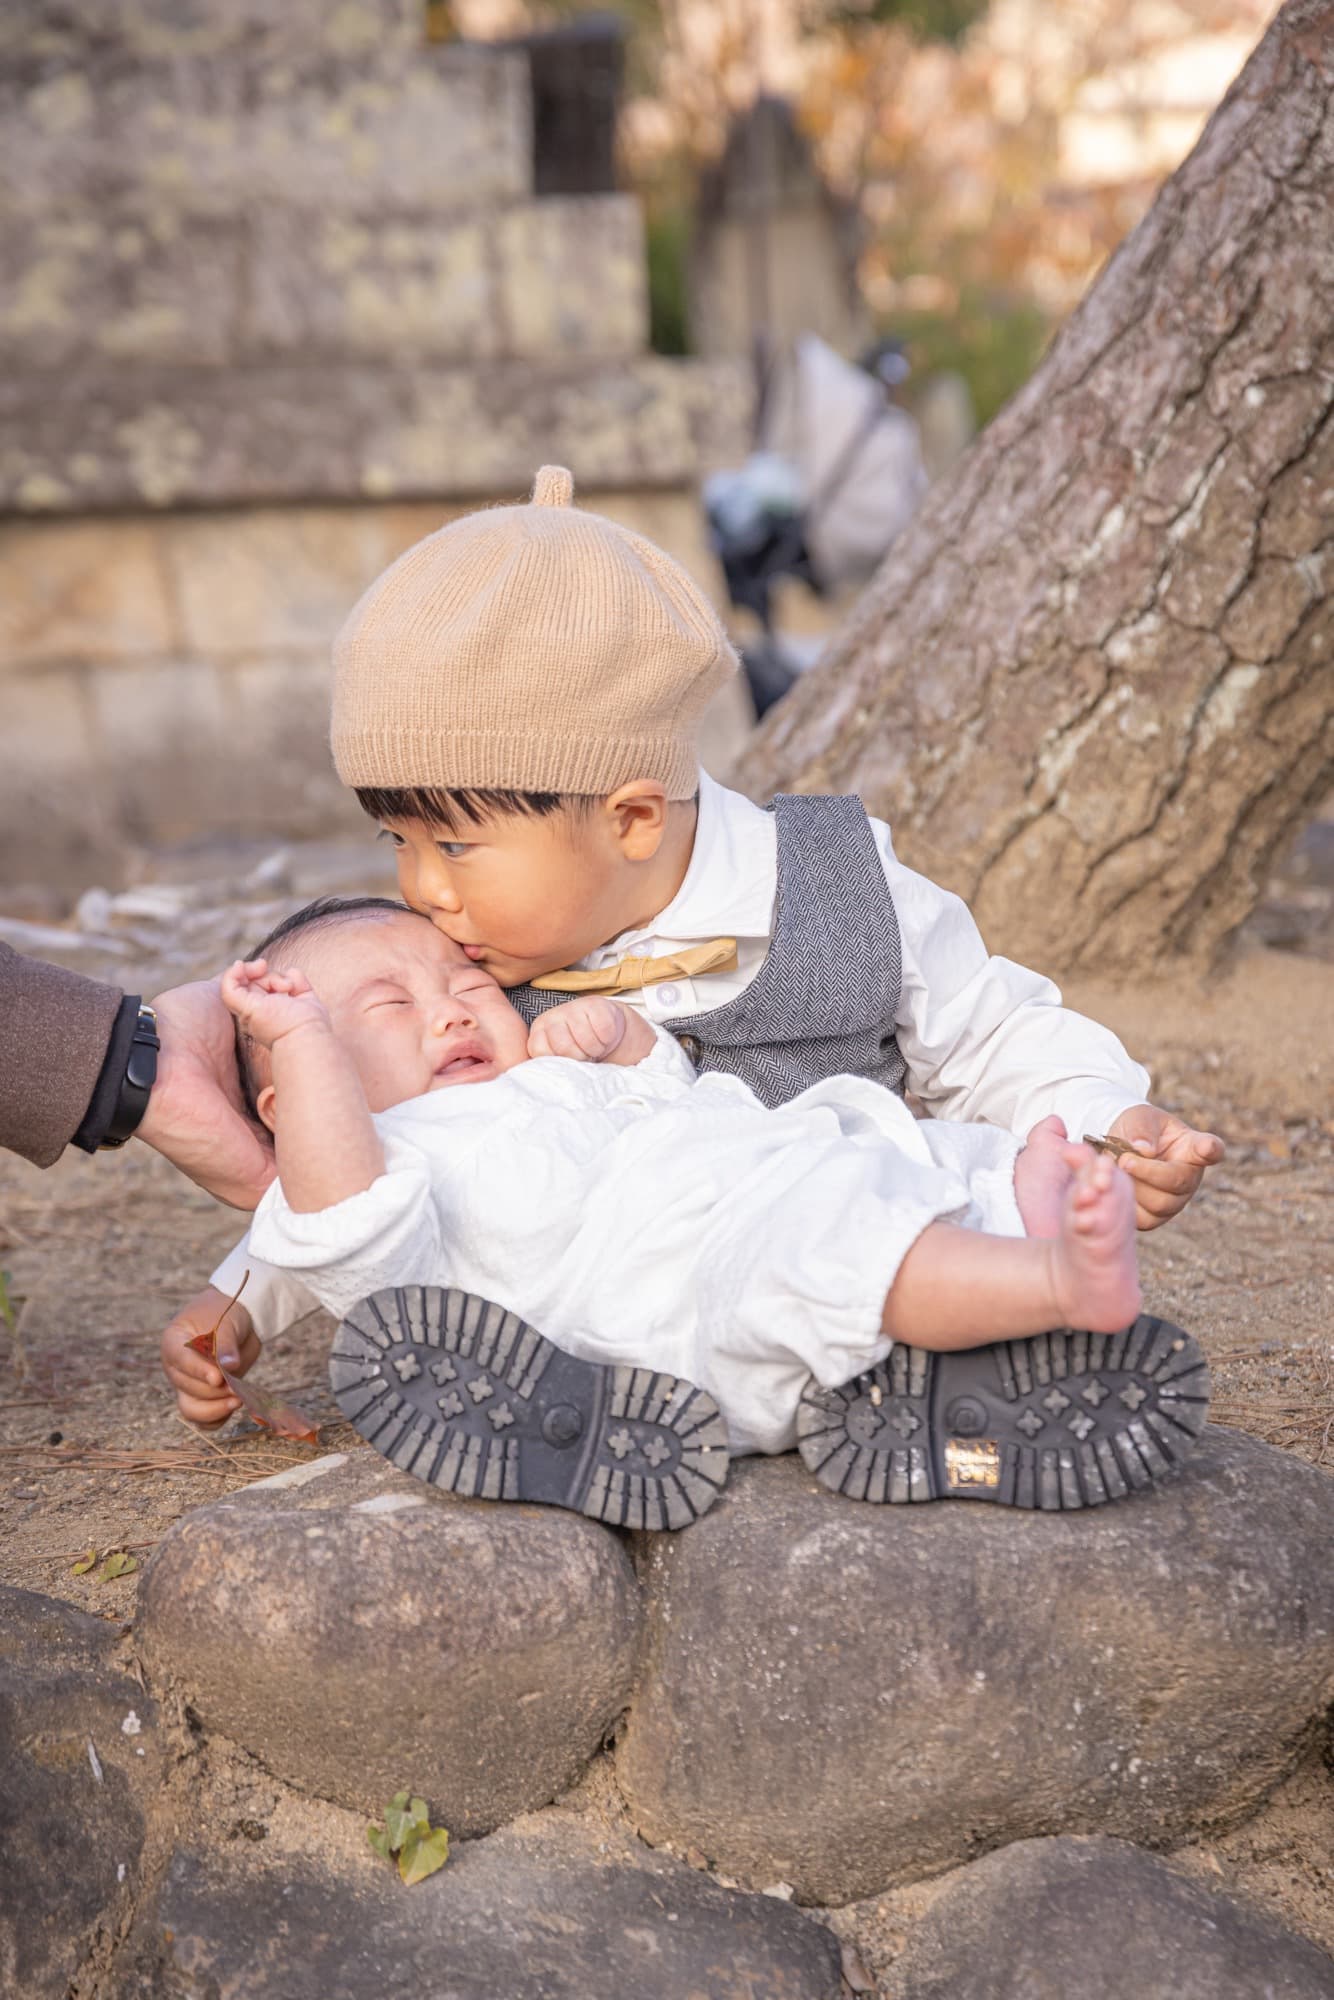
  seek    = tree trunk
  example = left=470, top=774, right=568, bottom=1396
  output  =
left=733, top=0, right=1334, bottom=973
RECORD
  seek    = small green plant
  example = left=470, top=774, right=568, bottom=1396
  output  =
left=0, top=1269, right=17, bottom=1336
left=367, top=1791, right=450, bottom=1885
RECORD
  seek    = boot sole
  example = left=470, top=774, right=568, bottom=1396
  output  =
left=796, top=1316, right=1209, bottom=1508
left=331, top=1285, right=730, bottom=1530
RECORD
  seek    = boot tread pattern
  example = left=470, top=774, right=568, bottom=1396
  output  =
left=332, top=1286, right=728, bottom=1529
left=796, top=1315, right=1208, bottom=1510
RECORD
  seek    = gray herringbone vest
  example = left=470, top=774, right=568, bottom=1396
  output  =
left=510, top=794, right=906, bottom=1108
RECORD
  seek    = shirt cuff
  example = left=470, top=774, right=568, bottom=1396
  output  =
left=70, top=994, right=142, bottom=1153
left=1052, top=1087, right=1150, bottom=1148
left=208, top=1236, right=322, bottom=1341
left=636, top=1022, right=699, bottom=1085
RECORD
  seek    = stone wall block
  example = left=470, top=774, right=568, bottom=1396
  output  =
left=0, top=207, right=242, bottom=370
left=0, top=357, right=751, bottom=513
left=0, top=48, right=530, bottom=217
left=0, top=518, right=176, bottom=665
left=0, top=670, right=96, bottom=781
left=244, top=211, right=499, bottom=363
left=615, top=1436, right=1334, bottom=1905
left=0, top=1, right=426, bottom=66
left=135, top=1450, right=645, bottom=1834
left=165, top=507, right=408, bottom=655
left=496, top=197, right=649, bottom=358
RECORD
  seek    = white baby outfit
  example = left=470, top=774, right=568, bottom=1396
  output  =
left=247, top=1032, right=1026, bottom=1457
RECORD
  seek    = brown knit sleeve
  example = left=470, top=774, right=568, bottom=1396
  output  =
left=0, top=942, right=124, bottom=1167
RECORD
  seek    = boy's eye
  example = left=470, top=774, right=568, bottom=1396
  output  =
left=378, top=829, right=406, bottom=850
left=436, top=841, right=470, bottom=860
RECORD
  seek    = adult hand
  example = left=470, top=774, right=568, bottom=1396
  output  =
left=1107, top=1103, right=1226, bottom=1231
left=138, top=977, right=276, bottom=1209
left=160, top=1285, right=261, bottom=1428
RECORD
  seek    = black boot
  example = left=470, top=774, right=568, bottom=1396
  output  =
left=796, top=1317, right=1209, bottom=1508
left=331, top=1285, right=730, bottom=1530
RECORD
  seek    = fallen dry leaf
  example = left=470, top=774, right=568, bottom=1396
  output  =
left=186, top=1270, right=319, bottom=1445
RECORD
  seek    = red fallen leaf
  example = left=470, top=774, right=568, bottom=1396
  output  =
left=186, top=1271, right=320, bottom=1446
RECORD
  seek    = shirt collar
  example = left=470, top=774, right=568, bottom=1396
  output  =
left=581, top=772, right=778, bottom=963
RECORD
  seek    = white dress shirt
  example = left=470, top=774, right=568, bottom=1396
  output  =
left=246, top=1030, right=1024, bottom=1456
left=210, top=772, right=1149, bottom=1336
left=551, top=771, right=1149, bottom=1138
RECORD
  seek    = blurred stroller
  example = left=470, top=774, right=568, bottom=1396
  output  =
left=704, top=333, right=928, bottom=717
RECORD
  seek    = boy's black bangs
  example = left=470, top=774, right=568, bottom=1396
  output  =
left=354, top=785, right=578, bottom=835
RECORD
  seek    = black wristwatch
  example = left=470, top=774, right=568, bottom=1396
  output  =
left=98, top=1003, right=160, bottom=1149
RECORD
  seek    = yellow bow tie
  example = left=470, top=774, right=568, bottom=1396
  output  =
left=529, top=937, right=739, bottom=996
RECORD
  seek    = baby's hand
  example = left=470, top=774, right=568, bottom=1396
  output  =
left=1107, top=1103, right=1226, bottom=1230
left=160, top=1286, right=261, bottom=1428
left=220, top=957, right=330, bottom=1050
left=528, top=997, right=656, bottom=1067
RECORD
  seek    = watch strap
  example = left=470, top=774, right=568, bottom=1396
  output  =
left=98, top=1003, right=160, bottom=1150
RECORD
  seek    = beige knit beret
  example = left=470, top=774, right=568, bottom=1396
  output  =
left=331, top=466, right=738, bottom=800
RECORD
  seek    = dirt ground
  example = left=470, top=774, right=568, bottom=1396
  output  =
left=1, top=828, right=1331, bottom=1971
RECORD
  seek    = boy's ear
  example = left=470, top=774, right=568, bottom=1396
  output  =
left=604, top=780, right=668, bottom=860
left=255, top=1083, right=278, bottom=1135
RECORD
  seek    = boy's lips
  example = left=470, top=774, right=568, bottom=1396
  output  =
left=461, top=944, right=487, bottom=960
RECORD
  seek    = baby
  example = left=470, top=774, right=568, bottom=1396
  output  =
left=180, top=895, right=1208, bottom=1528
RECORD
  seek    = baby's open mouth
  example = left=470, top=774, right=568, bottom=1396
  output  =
left=432, top=1039, right=493, bottom=1084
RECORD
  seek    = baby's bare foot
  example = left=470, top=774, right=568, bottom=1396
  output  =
left=1015, top=1115, right=1089, bottom=1240
left=1048, top=1153, right=1142, bottom=1332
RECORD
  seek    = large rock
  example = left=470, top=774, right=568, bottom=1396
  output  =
left=111, top=1808, right=845, bottom=2000
left=135, top=1450, right=643, bottom=1834
left=0, top=1585, right=164, bottom=2000
left=615, top=1433, right=1334, bottom=1903
left=891, top=1836, right=1334, bottom=1999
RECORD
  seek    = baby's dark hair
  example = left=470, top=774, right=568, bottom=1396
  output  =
left=234, top=894, right=417, bottom=1122
left=355, top=785, right=598, bottom=836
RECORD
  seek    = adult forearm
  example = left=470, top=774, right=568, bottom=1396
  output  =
left=0, top=943, right=124, bottom=1166
left=269, top=1026, right=385, bottom=1212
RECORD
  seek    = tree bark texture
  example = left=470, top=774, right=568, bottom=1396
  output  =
left=734, top=0, right=1334, bottom=972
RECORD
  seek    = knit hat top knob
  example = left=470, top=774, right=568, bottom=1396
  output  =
left=532, top=465, right=574, bottom=507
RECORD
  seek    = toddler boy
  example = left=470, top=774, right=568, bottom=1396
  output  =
left=168, top=895, right=1207, bottom=1525
left=170, top=467, right=1220, bottom=1493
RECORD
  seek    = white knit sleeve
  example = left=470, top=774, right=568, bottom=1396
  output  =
left=247, top=1134, right=447, bottom=1323
left=208, top=1237, right=322, bottom=1340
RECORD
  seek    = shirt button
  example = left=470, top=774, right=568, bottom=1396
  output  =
left=655, top=983, right=680, bottom=1008
left=677, top=1033, right=703, bottom=1063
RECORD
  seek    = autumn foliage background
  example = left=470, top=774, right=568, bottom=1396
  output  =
left=450, top=0, right=1277, bottom=419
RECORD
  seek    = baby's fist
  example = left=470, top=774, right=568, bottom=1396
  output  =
left=528, top=995, right=629, bottom=1063
left=220, top=957, right=329, bottom=1049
